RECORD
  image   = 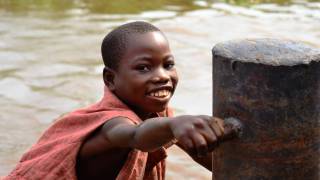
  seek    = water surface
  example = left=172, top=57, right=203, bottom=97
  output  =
left=0, top=0, right=319, bottom=179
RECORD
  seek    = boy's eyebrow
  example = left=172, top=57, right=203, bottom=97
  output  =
left=131, top=54, right=175, bottom=63
left=131, top=55, right=153, bottom=63
left=165, top=55, right=174, bottom=60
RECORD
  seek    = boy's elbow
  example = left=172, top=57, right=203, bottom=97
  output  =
left=131, top=130, right=158, bottom=152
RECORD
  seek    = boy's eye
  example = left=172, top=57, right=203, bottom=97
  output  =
left=136, top=65, right=150, bottom=72
left=164, top=62, right=175, bottom=70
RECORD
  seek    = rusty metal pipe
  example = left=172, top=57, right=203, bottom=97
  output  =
left=211, top=39, right=320, bottom=180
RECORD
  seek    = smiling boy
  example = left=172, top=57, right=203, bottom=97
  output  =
left=4, top=21, right=225, bottom=180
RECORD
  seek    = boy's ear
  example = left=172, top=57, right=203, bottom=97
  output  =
left=103, top=67, right=116, bottom=91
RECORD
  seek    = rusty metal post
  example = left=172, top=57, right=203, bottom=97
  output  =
left=212, top=39, right=320, bottom=180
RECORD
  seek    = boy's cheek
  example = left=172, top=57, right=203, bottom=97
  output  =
left=172, top=72, right=179, bottom=86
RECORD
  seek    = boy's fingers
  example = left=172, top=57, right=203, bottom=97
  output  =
left=208, top=117, right=224, bottom=138
left=179, top=136, right=194, bottom=151
left=203, top=131, right=219, bottom=152
left=197, top=122, right=217, bottom=146
left=192, top=116, right=218, bottom=147
left=197, top=115, right=224, bottom=137
left=214, top=117, right=225, bottom=135
left=190, top=132, right=208, bottom=157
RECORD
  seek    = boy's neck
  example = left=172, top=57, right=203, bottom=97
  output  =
left=108, top=88, right=158, bottom=120
left=130, top=107, right=155, bottom=120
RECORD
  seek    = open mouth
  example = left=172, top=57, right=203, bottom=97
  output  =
left=147, top=89, right=172, bottom=100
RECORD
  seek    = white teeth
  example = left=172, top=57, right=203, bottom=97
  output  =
left=149, top=90, right=171, bottom=98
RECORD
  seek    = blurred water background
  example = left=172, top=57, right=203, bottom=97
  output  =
left=0, top=0, right=319, bottom=179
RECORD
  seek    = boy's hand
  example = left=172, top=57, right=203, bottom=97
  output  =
left=169, top=115, right=224, bottom=157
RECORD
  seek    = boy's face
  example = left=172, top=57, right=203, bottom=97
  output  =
left=110, top=31, right=178, bottom=117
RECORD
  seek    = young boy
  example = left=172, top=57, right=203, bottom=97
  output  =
left=4, top=21, right=225, bottom=180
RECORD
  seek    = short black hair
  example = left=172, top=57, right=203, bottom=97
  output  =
left=101, top=21, right=161, bottom=70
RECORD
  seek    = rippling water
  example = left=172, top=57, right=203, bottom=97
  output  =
left=0, top=0, right=319, bottom=179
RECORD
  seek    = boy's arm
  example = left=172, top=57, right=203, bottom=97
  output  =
left=103, top=117, right=174, bottom=152
left=78, top=115, right=224, bottom=160
left=78, top=116, right=174, bottom=160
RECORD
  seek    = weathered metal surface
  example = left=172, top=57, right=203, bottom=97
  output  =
left=213, top=38, right=320, bottom=66
left=212, top=39, right=320, bottom=180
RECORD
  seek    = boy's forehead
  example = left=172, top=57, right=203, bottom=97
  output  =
left=127, top=31, right=167, bottom=45
left=125, top=32, right=169, bottom=55
left=117, top=31, right=170, bottom=67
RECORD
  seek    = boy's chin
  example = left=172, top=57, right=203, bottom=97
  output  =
left=150, top=107, right=167, bottom=114
left=145, top=104, right=168, bottom=114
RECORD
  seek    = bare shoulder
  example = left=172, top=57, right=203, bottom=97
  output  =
left=100, top=116, right=138, bottom=149
left=102, top=116, right=136, bottom=131
left=78, top=116, right=137, bottom=160
left=77, top=116, right=138, bottom=179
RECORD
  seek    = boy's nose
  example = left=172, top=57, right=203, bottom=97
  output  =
left=151, top=68, right=170, bottom=83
